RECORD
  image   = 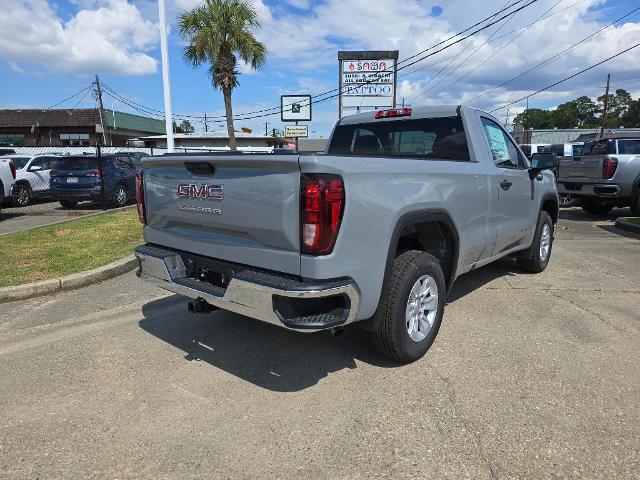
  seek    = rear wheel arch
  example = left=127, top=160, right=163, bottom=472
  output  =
left=360, top=210, right=460, bottom=332
left=540, top=193, right=559, bottom=224
left=14, top=179, right=32, bottom=191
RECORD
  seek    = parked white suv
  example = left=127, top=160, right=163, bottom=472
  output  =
left=5, top=154, right=60, bottom=207
left=0, top=157, right=17, bottom=214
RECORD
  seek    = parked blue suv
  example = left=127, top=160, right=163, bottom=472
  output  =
left=50, top=154, right=142, bottom=209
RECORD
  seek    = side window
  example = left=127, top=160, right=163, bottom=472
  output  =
left=39, top=157, right=57, bottom=169
left=29, top=157, right=49, bottom=170
left=480, top=117, right=523, bottom=169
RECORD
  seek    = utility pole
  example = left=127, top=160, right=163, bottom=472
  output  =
left=204, top=113, right=208, bottom=132
left=599, top=73, right=611, bottom=140
left=94, top=74, right=107, bottom=145
left=264, top=121, right=270, bottom=136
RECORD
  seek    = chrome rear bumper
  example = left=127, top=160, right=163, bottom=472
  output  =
left=134, top=244, right=359, bottom=332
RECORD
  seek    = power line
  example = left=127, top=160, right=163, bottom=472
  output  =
left=434, top=0, right=564, bottom=95
left=465, top=5, right=640, bottom=105
left=99, top=0, right=541, bottom=123
left=490, top=43, right=640, bottom=113
left=69, top=87, right=93, bottom=109
left=225, top=0, right=542, bottom=121
left=424, top=0, right=523, bottom=95
left=45, top=84, right=94, bottom=110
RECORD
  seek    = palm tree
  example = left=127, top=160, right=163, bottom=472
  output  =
left=178, top=0, right=266, bottom=151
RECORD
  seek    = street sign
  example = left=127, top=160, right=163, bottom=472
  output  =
left=284, top=125, right=308, bottom=138
left=281, top=95, right=312, bottom=122
left=338, top=51, right=398, bottom=119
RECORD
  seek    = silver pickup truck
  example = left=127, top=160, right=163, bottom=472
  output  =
left=134, top=105, right=558, bottom=362
left=557, top=137, right=640, bottom=215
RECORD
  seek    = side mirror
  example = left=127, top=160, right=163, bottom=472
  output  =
left=529, top=152, right=557, bottom=179
left=28, top=165, right=43, bottom=172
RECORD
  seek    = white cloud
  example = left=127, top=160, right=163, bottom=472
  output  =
left=282, top=0, right=311, bottom=9
left=0, top=0, right=158, bottom=76
left=247, top=0, right=640, bottom=112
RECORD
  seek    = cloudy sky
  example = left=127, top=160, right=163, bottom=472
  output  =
left=1, top=0, right=639, bottom=136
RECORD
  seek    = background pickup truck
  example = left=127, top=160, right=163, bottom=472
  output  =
left=557, top=137, right=640, bottom=215
left=134, top=105, right=559, bottom=362
left=0, top=157, right=17, bottom=214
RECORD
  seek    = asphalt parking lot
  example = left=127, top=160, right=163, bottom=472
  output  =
left=1, top=208, right=639, bottom=479
left=0, top=200, right=111, bottom=235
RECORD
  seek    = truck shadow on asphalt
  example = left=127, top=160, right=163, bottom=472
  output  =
left=138, top=262, right=517, bottom=392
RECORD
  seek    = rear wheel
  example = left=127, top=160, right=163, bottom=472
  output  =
left=106, top=184, right=128, bottom=208
left=369, top=250, right=446, bottom=363
left=59, top=199, right=78, bottom=209
left=518, top=211, right=554, bottom=273
left=581, top=198, right=613, bottom=215
left=12, top=184, right=32, bottom=207
left=631, top=191, right=640, bottom=216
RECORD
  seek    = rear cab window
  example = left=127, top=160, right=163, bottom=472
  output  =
left=327, top=116, right=471, bottom=161
left=617, top=139, right=640, bottom=154
left=580, top=140, right=614, bottom=156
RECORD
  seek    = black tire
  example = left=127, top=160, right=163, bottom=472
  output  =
left=12, top=184, right=32, bottom=207
left=106, top=184, right=128, bottom=208
left=581, top=198, right=613, bottom=215
left=369, top=251, right=446, bottom=363
left=518, top=211, right=554, bottom=273
left=59, top=199, right=78, bottom=209
left=631, top=191, right=640, bottom=216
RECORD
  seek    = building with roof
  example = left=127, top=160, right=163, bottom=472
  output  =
left=0, top=108, right=166, bottom=147
left=136, top=131, right=285, bottom=150
left=511, top=125, right=640, bottom=145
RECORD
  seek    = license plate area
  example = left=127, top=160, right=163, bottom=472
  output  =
left=563, top=183, right=582, bottom=191
left=181, top=253, right=235, bottom=290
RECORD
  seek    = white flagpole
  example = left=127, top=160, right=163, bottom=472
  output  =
left=157, top=0, right=174, bottom=152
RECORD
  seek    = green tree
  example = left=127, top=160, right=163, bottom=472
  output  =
left=174, top=120, right=196, bottom=133
left=622, top=99, right=640, bottom=127
left=513, top=108, right=553, bottom=129
left=597, top=89, right=632, bottom=128
left=178, top=0, right=266, bottom=150
left=554, top=96, right=598, bottom=127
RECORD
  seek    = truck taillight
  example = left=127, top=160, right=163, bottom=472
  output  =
left=603, top=157, right=618, bottom=179
left=135, top=171, right=146, bottom=224
left=301, top=174, right=344, bottom=255
left=86, top=170, right=106, bottom=177
left=9, top=160, right=16, bottom=180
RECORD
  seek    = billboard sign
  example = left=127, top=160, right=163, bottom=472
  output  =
left=281, top=95, right=312, bottom=122
left=284, top=125, right=308, bottom=138
left=338, top=51, right=398, bottom=118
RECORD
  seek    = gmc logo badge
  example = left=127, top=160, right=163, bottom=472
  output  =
left=177, top=184, right=224, bottom=201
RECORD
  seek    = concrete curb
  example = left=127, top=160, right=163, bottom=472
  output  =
left=0, top=255, right=139, bottom=304
left=615, top=217, right=640, bottom=235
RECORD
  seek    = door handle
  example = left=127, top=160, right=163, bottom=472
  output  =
left=500, top=180, right=512, bottom=190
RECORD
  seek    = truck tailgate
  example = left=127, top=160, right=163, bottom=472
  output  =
left=558, top=156, right=604, bottom=180
left=142, top=155, right=302, bottom=275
